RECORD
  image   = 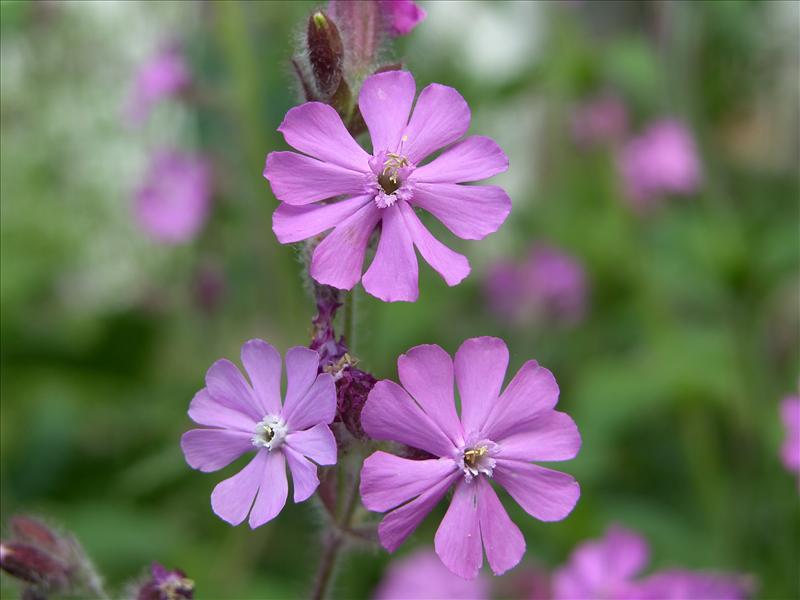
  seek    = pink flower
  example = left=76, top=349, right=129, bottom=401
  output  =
left=181, top=340, right=337, bottom=528
left=359, top=337, right=581, bottom=579
left=553, top=526, right=751, bottom=600
left=373, top=549, right=489, bottom=600
left=134, top=151, right=212, bottom=245
left=552, top=526, right=649, bottom=600
left=635, top=571, right=752, bottom=600
left=571, top=95, right=628, bottom=147
left=126, top=44, right=190, bottom=126
left=617, top=119, right=702, bottom=208
left=484, top=244, right=587, bottom=325
left=381, top=0, right=427, bottom=36
left=265, top=70, right=511, bottom=302
left=781, top=395, right=800, bottom=476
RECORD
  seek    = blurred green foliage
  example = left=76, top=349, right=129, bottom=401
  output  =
left=1, top=1, right=798, bottom=599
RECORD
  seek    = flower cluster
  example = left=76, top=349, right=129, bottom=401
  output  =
left=127, top=44, right=213, bottom=245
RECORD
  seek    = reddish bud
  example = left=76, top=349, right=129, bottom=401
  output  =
left=0, top=541, right=71, bottom=590
left=307, top=11, right=344, bottom=100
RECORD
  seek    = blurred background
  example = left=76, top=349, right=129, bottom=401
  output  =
left=1, top=1, right=798, bottom=598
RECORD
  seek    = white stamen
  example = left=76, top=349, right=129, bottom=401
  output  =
left=251, top=415, right=288, bottom=451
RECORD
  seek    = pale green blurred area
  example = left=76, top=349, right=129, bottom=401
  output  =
left=1, top=1, right=798, bottom=599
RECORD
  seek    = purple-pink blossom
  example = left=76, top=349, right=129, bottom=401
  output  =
left=359, top=337, right=581, bottom=579
left=617, top=119, right=702, bottom=208
left=552, top=525, right=751, bottom=600
left=265, top=70, right=511, bottom=302
left=571, top=94, right=628, bottom=148
left=781, top=395, right=800, bottom=478
left=181, top=340, right=337, bottom=528
left=373, top=549, right=489, bottom=600
left=134, top=151, right=212, bottom=245
left=381, top=0, right=427, bottom=36
left=126, top=44, right=190, bottom=126
left=485, top=243, right=587, bottom=325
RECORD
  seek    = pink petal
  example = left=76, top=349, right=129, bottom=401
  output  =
left=210, top=450, right=266, bottom=525
left=248, top=451, right=288, bottom=528
left=434, top=480, right=482, bottom=580
left=188, top=388, right=256, bottom=433
left=495, top=411, right=581, bottom=462
left=264, top=151, right=367, bottom=206
left=483, top=361, right=560, bottom=441
left=283, top=446, right=320, bottom=503
left=362, top=204, right=418, bottom=302
left=309, top=201, right=382, bottom=290
left=397, top=343, right=464, bottom=446
left=412, top=182, right=511, bottom=241
left=181, top=429, right=254, bottom=472
left=360, top=451, right=458, bottom=512
left=272, top=195, right=372, bottom=244
left=403, top=83, right=470, bottom=164
left=398, top=201, right=470, bottom=287
left=455, top=337, right=509, bottom=435
left=412, top=136, right=508, bottom=184
left=285, top=423, right=337, bottom=466
left=277, top=101, right=370, bottom=172
left=494, top=459, right=579, bottom=522
left=205, top=359, right=262, bottom=422
left=281, top=373, right=336, bottom=432
left=284, top=347, right=322, bottom=411
left=240, top=339, right=282, bottom=416
left=359, top=70, right=416, bottom=153
left=477, top=477, right=525, bottom=576
left=378, top=472, right=457, bottom=552
left=362, top=380, right=459, bottom=458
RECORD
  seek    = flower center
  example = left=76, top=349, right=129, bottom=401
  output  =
left=378, top=152, right=410, bottom=195
left=458, top=438, right=498, bottom=482
left=367, top=141, right=415, bottom=209
left=251, top=415, right=287, bottom=451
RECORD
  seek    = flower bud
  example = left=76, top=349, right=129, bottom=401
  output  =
left=135, top=562, right=194, bottom=600
left=336, top=366, right=376, bottom=441
left=9, top=517, right=67, bottom=559
left=307, top=11, right=344, bottom=100
left=0, top=541, right=71, bottom=590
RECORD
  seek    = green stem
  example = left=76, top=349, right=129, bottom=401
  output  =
left=342, top=289, right=356, bottom=354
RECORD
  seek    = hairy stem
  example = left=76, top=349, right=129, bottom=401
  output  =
left=311, top=457, right=362, bottom=600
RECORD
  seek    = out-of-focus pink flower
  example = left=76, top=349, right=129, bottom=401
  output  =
left=360, top=337, right=581, bottom=579
left=134, top=151, right=212, bottom=245
left=781, top=395, right=800, bottom=477
left=571, top=95, right=628, bottom=147
left=265, top=70, right=510, bottom=302
left=617, top=120, right=702, bottom=207
left=635, top=570, right=752, bottom=600
left=181, top=340, right=337, bottom=528
left=126, top=45, right=190, bottom=126
left=381, top=0, right=426, bottom=36
left=553, top=525, right=752, bottom=600
left=552, top=526, right=648, bottom=600
left=484, top=244, right=587, bottom=326
left=373, top=549, right=490, bottom=599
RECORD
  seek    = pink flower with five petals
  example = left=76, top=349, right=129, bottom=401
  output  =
left=359, top=337, right=581, bottom=579
left=181, top=340, right=337, bottom=528
left=264, top=70, right=511, bottom=302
